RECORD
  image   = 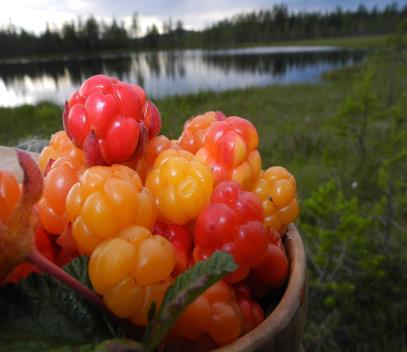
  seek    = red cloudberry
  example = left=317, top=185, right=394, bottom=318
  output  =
left=153, top=221, right=193, bottom=276
left=64, top=74, right=161, bottom=165
left=194, top=181, right=268, bottom=283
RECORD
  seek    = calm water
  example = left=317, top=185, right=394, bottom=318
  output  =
left=0, top=47, right=365, bottom=107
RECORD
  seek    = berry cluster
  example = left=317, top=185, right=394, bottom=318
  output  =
left=194, top=181, right=269, bottom=283
left=89, top=226, right=175, bottom=325
left=65, top=164, right=156, bottom=255
left=179, top=111, right=225, bottom=154
left=38, top=130, right=85, bottom=173
left=64, top=75, right=160, bottom=165
left=252, top=166, right=299, bottom=232
left=0, top=74, right=300, bottom=348
left=196, top=116, right=262, bottom=190
left=37, top=153, right=85, bottom=235
left=146, top=149, right=213, bottom=225
left=172, top=280, right=243, bottom=345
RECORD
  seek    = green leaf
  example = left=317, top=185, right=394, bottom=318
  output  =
left=0, top=256, right=124, bottom=352
left=143, top=251, right=237, bottom=352
left=64, top=256, right=92, bottom=288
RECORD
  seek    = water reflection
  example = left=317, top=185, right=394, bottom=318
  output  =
left=202, top=48, right=364, bottom=75
left=0, top=47, right=365, bottom=106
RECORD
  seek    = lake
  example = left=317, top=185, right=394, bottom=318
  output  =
left=0, top=47, right=365, bottom=107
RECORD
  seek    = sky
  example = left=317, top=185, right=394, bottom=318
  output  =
left=0, top=0, right=405, bottom=35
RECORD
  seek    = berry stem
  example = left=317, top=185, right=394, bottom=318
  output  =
left=27, top=249, right=106, bottom=311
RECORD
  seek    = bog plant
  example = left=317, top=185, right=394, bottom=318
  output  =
left=301, top=31, right=407, bottom=351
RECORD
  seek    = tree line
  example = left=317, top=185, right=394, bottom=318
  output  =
left=0, top=3, right=405, bottom=58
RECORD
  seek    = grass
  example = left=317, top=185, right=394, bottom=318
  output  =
left=0, top=103, right=62, bottom=147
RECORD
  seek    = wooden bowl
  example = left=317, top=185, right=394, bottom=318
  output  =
left=0, top=146, right=307, bottom=351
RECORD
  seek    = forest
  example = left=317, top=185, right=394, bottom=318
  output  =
left=0, top=3, right=406, bottom=58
